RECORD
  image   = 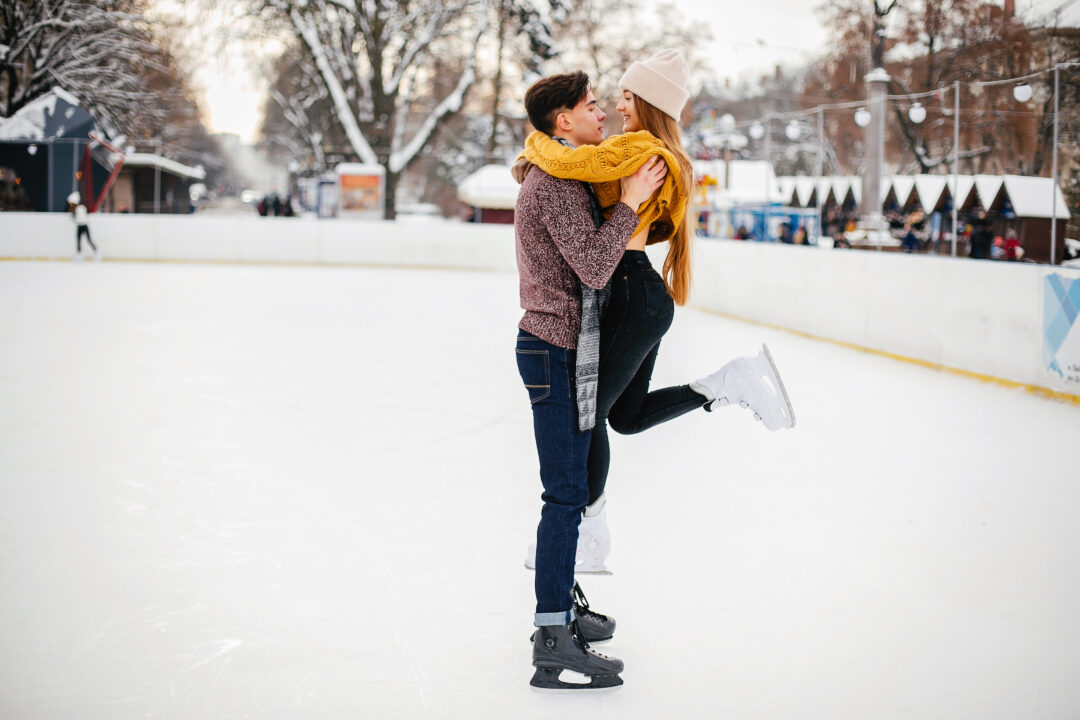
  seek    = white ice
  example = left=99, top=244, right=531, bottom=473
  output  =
left=1, top=260, right=1078, bottom=719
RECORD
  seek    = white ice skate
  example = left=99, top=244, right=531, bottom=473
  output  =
left=525, top=494, right=612, bottom=574
left=690, top=344, right=795, bottom=431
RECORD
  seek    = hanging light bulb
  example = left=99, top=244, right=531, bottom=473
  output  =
left=748, top=122, right=764, bottom=140
left=854, top=108, right=872, bottom=127
left=1012, top=83, right=1033, bottom=103
left=27, top=144, right=38, bottom=156
left=785, top=120, right=801, bottom=141
left=908, top=103, right=926, bottom=124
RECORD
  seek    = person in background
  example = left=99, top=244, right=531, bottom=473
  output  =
left=67, top=192, right=100, bottom=261
left=779, top=221, right=794, bottom=244
left=793, top=226, right=808, bottom=245
left=901, top=222, right=919, bottom=253
left=969, top=210, right=993, bottom=260
left=1004, top=229, right=1023, bottom=261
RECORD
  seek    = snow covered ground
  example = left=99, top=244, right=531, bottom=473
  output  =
left=1, top=259, right=1078, bottom=719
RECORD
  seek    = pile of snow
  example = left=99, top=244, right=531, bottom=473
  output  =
left=458, top=164, right=518, bottom=209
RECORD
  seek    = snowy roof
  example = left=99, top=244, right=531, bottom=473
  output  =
left=1002, top=175, right=1071, bottom=219
left=123, top=153, right=206, bottom=181
left=911, top=175, right=949, bottom=209
left=973, top=175, right=1005, bottom=208
left=777, top=176, right=798, bottom=205
left=945, top=176, right=976, bottom=208
left=336, top=163, right=385, bottom=176
left=889, top=176, right=916, bottom=207
left=730, top=172, right=1069, bottom=218
left=457, top=164, right=519, bottom=210
left=0, top=87, right=97, bottom=141
left=696, top=160, right=784, bottom=204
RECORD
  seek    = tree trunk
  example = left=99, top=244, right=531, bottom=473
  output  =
left=383, top=169, right=399, bottom=220
left=488, top=0, right=508, bottom=162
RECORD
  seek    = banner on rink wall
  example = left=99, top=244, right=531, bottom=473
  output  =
left=1043, top=272, right=1080, bottom=387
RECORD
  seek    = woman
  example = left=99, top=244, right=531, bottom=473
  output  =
left=521, top=50, right=795, bottom=573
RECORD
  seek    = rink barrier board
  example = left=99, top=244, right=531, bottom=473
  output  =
left=2, top=212, right=1079, bottom=403
left=698, top=307, right=1080, bottom=407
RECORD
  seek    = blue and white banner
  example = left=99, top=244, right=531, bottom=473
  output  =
left=1044, top=272, right=1080, bottom=386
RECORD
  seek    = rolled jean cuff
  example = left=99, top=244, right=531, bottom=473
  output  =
left=534, top=608, right=575, bottom=627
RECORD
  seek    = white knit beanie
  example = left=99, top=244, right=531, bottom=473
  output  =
left=618, top=49, right=690, bottom=121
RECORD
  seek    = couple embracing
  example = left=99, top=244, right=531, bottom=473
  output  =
left=512, top=49, right=796, bottom=690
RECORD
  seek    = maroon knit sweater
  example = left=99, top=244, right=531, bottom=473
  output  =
left=515, top=168, right=639, bottom=349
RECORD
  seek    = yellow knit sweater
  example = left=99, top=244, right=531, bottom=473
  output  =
left=520, top=130, right=687, bottom=244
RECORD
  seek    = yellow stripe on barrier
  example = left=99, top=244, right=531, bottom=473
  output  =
left=695, top=307, right=1080, bottom=407
left=4, top=255, right=1078, bottom=406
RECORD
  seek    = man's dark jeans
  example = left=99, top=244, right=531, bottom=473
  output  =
left=516, top=329, right=588, bottom=625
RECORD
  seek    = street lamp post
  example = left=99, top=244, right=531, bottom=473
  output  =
left=863, top=68, right=890, bottom=251
left=816, top=107, right=824, bottom=244
left=952, top=80, right=960, bottom=257
left=1052, top=65, right=1060, bottom=264
left=764, top=115, right=772, bottom=240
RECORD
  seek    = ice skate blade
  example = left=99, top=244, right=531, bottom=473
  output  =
left=573, top=567, right=612, bottom=575
left=530, top=667, right=623, bottom=690
left=523, top=562, right=612, bottom=575
left=760, top=343, right=796, bottom=430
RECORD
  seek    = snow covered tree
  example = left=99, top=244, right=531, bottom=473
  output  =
left=809, top=0, right=1045, bottom=176
left=259, top=41, right=344, bottom=173
left=0, top=0, right=160, bottom=135
left=484, top=0, right=567, bottom=160
left=551, top=0, right=711, bottom=114
left=258, top=0, right=491, bottom=219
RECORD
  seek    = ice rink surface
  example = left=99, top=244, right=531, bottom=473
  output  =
left=1, top=259, right=1078, bottom=719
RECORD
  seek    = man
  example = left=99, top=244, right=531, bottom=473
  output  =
left=513, top=71, right=666, bottom=690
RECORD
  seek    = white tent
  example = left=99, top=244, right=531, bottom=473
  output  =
left=457, top=165, right=518, bottom=210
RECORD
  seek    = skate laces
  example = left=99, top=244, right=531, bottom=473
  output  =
left=572, top=582, right=609, bottom=623
left=570, top=618, right=615, bottom=659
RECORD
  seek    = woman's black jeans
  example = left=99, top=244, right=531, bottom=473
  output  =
left=587, top=250, right=705, bottom=504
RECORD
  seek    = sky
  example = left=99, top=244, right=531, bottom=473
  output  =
left=190, top=0, right=831, bottom=144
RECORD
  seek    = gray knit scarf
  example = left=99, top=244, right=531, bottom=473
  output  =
left=551, top=136, right=611, bottom=431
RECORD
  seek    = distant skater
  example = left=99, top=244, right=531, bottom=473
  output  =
left=68, top=192, right=100, bottom=261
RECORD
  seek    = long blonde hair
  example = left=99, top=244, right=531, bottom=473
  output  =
left=632, top=93, right=693, bottom=306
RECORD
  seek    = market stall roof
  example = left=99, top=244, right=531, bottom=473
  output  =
left=1002, top=175, right=1070, bottom=219
left=973, top=175, right=1005, bottom=209
left=889, top=176, right=916, bottom=207
left=122, top=153, right=205, bottom=181
left=457, top=164, right=518, bottom=210
left=911, top=175, right=949, bottom=210
left=0, top=88, right=97, bottom=141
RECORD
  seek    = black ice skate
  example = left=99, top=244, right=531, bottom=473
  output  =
left=529, top=582, right=616, bottom=643
left=530, top=621, right=624, bottom=690
left=572, top=582, right=616, bottom=641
